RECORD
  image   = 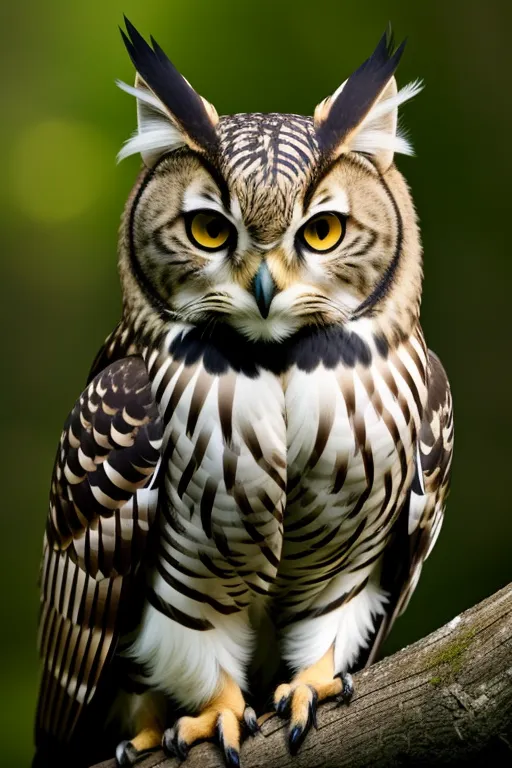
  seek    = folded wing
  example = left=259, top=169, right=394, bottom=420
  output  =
left=363, top=350, right=454, bottom=666
left=36, top=357, right=163, bottom=744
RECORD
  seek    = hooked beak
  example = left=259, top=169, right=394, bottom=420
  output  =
left=252, top=261, right=276, bottom=318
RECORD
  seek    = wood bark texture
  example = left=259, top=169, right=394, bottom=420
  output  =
left=94, top=583, right=512, bottom=768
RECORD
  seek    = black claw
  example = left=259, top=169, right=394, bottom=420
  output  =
left=276, top=695, right=291, bottom=718
left=343, top=673, right=354, bottom=700
left=217, top=719, right=241, bottom=768
left=175, top=739, right=189, bottom=762
left=289, top=724, right=307, bottom=756
left=308, top=687, right=319, bottom=729
left=335, top=672, right=354, bottom=705
left=162, top=729, right=175, bottom=757
left=115, top=739, right=157, bottom=766
left=162, top=727, right=189, bottom=762
left=115, top=740, right=137, bottom=766
left=224, top=746, right=241, bottom=768
left=243, top=707, right=260, bottom=735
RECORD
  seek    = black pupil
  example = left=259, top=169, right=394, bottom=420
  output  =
left=315, top=217, right=330, bottom=241
left=206, top=217, right=224, bottom=239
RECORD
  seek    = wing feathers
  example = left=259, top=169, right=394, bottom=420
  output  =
left=362, top=349, right=453, bottom=667
left=36, top=357, right=162, bottom=747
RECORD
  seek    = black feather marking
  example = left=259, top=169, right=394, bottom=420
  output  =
left=284, top=578, right=369, bottom=625
left=169, top=322, right=372, bottom=378
left=146, top=586, right=213, bottom=630
left=200, top=478, right=218, bottom=540
left=121, top=17, right=218, bottom=153
left=156, top=560, right=241, bottom=615
left=316, top=28, right=406, bottom=158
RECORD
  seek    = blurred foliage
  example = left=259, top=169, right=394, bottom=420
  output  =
left=1, top=0, right=511, bottom=765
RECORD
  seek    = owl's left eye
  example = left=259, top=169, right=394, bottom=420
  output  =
left=298, top=212, right=346, bottom=253
left=185, top=210, right=235, bottom=252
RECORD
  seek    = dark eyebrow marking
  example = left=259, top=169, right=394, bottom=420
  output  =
left=199, top=192, right=218, bottom=204
left=195, top=154, right=231, bottom=211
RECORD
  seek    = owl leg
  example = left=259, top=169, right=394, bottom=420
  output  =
left=273, top=645, right=353, bottom=755
left=115, top=691, right=166, bottom=766
left=162, top=670, right=258, bottom=767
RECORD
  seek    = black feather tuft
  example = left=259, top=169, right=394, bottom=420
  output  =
left=316, top=27, right=406, bottom=157
left=120, top=18, right=218, bottom=153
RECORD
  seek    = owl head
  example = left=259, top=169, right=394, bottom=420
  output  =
left=117, top=19, right=423, bottom=344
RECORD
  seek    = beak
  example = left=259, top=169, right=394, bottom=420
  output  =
left=252, top=261, right=276, bottom=318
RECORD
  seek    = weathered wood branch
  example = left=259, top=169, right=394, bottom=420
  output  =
left=95, top=583, right=512, bottom=768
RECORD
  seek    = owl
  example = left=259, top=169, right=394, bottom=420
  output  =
left=34, top=19, right=454, bottom=768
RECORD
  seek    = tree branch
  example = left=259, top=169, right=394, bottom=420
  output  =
left=94, top=583, right=512, bottom=768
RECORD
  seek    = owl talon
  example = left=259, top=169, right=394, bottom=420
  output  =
left=161, top=673, right=246, bottom=767
left=224, top=747, right=241, bottom=768
left=162, top=726, right=189, bottom=761
left=308, top=686, right=319, bottom=729
left=116, top=739, right=159, bottom=766
left=272, top=647, right=345, bottom=754
left=243, top=706, right=260, bottom=735
left=334, top=672, right=354, bottom=705
left=116, top=723, right=163, bottom=767
left=276, top=695, right=291, bottom=718
left=115, top=740, right=137, bottom=766
left=286, top=686, right=319, bottom=755
left=274, top=683, right=292, bottom=717
left=273, top=682, right=318, bottom=755
left=288, top=723, right=306, bottom=756
left=218, top=729, right=241, bottom=768
left=216, top=709, right=242, bottom=767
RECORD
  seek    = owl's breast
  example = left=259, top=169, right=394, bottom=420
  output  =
left=278, top=335, right=427, bottom=602
left=148, top=323, right=427, bottom=615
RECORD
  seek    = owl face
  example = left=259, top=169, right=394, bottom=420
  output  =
left=120, top=21, right=422, bottom=341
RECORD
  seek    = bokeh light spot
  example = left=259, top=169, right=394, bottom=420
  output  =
left=10, top=119, right=112, bottom=222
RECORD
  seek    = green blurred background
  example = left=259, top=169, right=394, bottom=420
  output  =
left=1, top=0, right=511, bottom=764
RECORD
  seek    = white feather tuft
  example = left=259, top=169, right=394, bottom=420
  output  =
left=363, top=79, right=424, bottom=126
left=116, top=80, right=169, bottom=116
left=350, top=79, right=423, bottom=160
left=351, top=128, right=414, bottom=157
left=116, top=80, right=186, bottom=164
left=117, top=124, right=186, bottom=163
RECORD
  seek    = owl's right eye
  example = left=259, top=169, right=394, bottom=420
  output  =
left=298, top=211, right=346, bottom=253
left=185, top=210, right=236, bottom=252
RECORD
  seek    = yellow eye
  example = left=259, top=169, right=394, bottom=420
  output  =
left=300, top=212, right=345, bottom=252
left=187, top=211, right=233, bottom=251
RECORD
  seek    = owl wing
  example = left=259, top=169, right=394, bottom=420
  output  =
left=363, top=349, right=454, bottom=667
left=36, top=356, right=163, bottom=746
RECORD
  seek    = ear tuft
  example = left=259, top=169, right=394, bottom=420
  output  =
left=118, top=18, right=219, bottom=165
left=314, top=28, right=421, bottom=171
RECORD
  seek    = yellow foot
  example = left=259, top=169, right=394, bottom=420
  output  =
left=116, top=726, right=163, bottom=766
left=273, top=647, right=353, bottom=755
left=163, top=672, right=259, bottom=767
